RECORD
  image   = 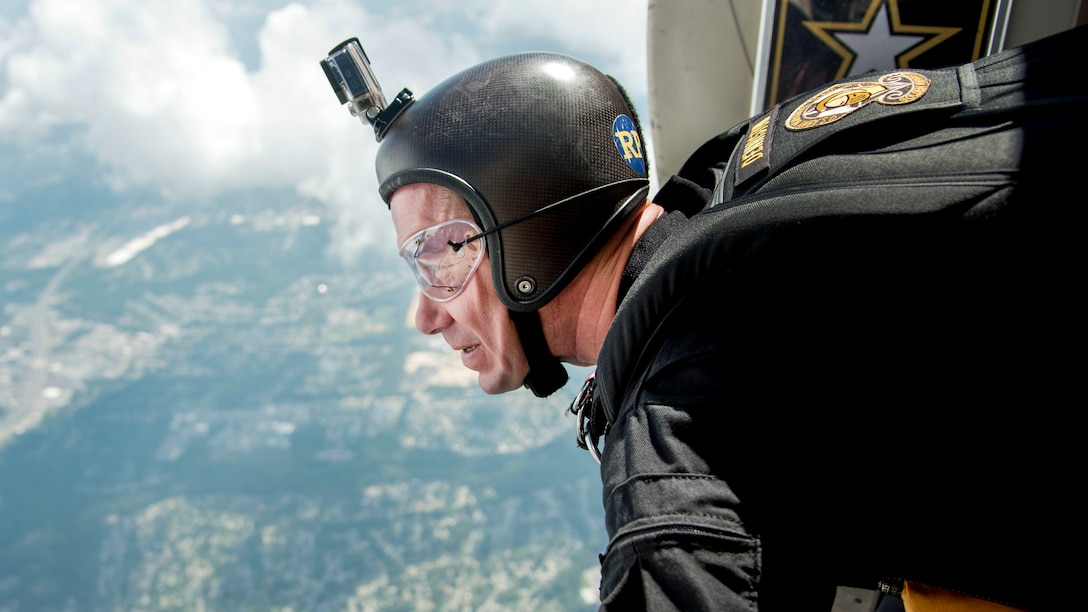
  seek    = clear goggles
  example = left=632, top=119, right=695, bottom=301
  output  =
left=399, top=219, right=486, bottom=302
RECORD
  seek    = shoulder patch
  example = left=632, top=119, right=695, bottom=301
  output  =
left=734, top=107, right=778, bottom=188
left=785, top=71, right=931, bottom=131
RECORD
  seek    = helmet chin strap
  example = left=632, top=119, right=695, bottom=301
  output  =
left=509, top=310, right=568, bottom=397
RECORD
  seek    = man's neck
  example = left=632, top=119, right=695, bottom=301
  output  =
left=540, top=200, right=664, bottom=366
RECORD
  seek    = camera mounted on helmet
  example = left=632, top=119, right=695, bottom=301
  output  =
left=320, top=38, right=414, bottom=142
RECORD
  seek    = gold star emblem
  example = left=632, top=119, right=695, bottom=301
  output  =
left=803, top=0, right=960, bottom=79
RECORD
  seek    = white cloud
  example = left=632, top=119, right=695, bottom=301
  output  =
left=0, top=0, right=649, bottom=264
left=1, top=0, right=256, bottom=189
left=471, top=0, right=647, bottom=100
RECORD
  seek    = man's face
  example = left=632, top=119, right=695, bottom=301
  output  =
left=390, top=183, right=530, bottom=394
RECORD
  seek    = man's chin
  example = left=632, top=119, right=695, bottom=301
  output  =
left=476, top=370, right=528, bottom=395
left=477, top=380, right=516, bottom=395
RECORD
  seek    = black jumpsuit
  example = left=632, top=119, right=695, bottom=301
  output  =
left=587, top=24, right=1087, bottom=612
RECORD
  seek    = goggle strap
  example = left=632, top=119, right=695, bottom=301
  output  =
left=449, top=177, right=649, bottom=250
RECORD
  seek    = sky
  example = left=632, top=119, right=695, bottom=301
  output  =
left=0, top=0, right=651, bottom=266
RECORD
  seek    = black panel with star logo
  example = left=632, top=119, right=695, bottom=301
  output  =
left=759, top=0, right=1011, bottom=110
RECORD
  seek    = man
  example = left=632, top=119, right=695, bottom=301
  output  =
left=323, top=25, right=1084, bottom=611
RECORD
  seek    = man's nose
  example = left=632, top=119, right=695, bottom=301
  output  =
left=414, top=293, right=451, bottom=335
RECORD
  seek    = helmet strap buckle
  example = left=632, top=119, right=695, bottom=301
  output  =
left=510, top=310, right=568, bottom=397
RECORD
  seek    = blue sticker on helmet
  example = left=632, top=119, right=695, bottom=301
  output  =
left=612, top=114, right=646, bottom=175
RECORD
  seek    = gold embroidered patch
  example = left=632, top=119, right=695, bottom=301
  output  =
left=785, top=72, right=931, bottom=131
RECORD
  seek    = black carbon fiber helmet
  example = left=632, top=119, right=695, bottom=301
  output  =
left=375, top=51, right=650, bottom=312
